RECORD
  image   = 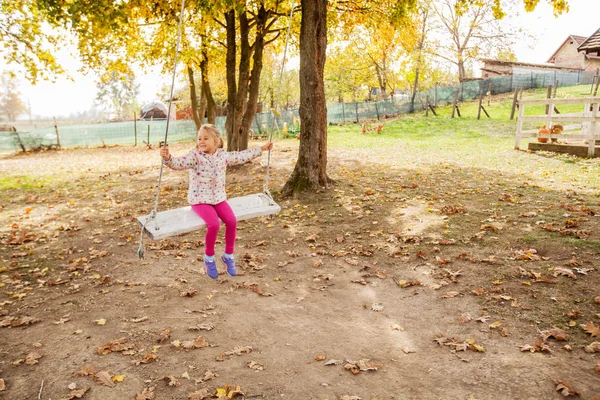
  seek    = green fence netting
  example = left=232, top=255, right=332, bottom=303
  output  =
left=1, top=70, right=596, bottom=154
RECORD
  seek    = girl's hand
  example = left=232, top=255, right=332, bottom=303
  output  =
left=261, top=142, right=273, bottom=152
left=160, top=145, right=171, bottom=161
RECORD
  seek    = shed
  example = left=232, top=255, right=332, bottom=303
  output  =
left=578, top=28, right=600, bottom=57
left=140, top=101, right=169, bottom=120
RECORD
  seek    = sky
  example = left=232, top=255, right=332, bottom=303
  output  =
left=12, top=0, right=600, bottom=119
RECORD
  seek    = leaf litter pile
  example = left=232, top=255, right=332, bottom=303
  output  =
left=1, top=142, right=600, bottom=399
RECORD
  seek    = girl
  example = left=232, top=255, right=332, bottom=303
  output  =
left=160, top=124, right=273, bottom=279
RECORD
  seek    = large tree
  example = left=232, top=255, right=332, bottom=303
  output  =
left=430, top=0, right=518, bottom=82
left=282, top=0, right=329, bottom=195
left=94, top=67, right=140, bottom=120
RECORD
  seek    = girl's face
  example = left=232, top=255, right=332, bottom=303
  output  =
left=197, top=129, right=218, bottom=154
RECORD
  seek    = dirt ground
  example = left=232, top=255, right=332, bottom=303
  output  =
left=1, top=140, right=599, bottom=400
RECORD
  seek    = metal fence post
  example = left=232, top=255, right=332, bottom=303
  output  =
left=133, top=112, right=137, bottom=146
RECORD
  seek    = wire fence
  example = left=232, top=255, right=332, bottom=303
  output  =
left=1, top=70, right=597, bottom=154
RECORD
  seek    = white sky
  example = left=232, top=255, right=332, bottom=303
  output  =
left=12, top=0, right=600, bottom=119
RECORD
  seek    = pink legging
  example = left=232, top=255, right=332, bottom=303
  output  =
left=191, top=201, right=237, bottom=256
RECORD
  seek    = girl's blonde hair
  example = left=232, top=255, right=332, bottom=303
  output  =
left=198, top=124, right=224, bottom=149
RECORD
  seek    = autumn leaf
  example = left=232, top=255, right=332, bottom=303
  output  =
left=0, top=379, right=5, bottom=391
left=582, top=322, right=600, bottom=338
left=215, top=385, right=245, bottom=398
left=246, top=360, right=264, bottom=370
left=542, top=327, right=568, bottom=341
left=472, top=288, right=485, bottom=296
left=344, top=359, right=381, bottom=375
left=188, top=388, right=211, bottom=399
left=136, top=387, right=155, bottom=400
left=25, top=352, right=42, bottom=365
left=555, top=380, right=580, bottom=397
left=314, top=355, right=326, bottom=361
left=584, top=342, right=600, bottom=353
left=97, top=337, right=135, bottom=355
left=163, top=376, right=181, bottom=387
left=440, top=291, right=460, bottom=298
left=93, top=371, right=115, bottom=387
left=61, top=387, right=89, bottom=399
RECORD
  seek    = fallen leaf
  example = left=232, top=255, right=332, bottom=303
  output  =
left=25, top=352, right=42, bottom=365
left=94, top=318, right=106, bottom=326
left=246, top=360, right=264, bottom=370
left=344, top=359, right=381, bottom=375
left=440, top=291, right=460, bottom=298
left=582, top=322, right=600, bottom=338
left=112, top=375, right=125, bottom=383
left=188, top=388, right=211, bottom=399
left=472, top=288, right=485, bottom=296
left=371, top=303, right=384, bottom=312
left=555, top=380, right=580, bottom=397
left=553, top=268, right=577, bottom=280
left=97, top=338, right=135, bottom=355
left=163, top=376, right=181, bottom=387
left=584, top=342, right=600, bottom=353
left=136, top=387, right=155, bottom=400
left=314, top=355, right=326, bottom=361
left=73, top=365, right=97, bottom=377
left=0, top=379, right=5, bottom=391
left=542, top=327, right=568, bottom=341
left=324, top=359, right=343, bottom=366
left=60, top=387, right=89, bottom=399
left=215, top=385, right=245, bottom=398
left=93, top=371, right=115, bottom=387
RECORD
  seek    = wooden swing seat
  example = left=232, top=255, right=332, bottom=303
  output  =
left=137, top=193, right=280, bottom=240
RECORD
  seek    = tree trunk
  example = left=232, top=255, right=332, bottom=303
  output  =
left=457, top=53, right=466, bottom=82
left=198, top=86, right=207, bottom=125
left=240, top=4, right=268, bottom=150
left=225, top=9, right=237, bottom=147
left=187, top=66, right=202, bottom=130
left=199, top=49, right=216, bottom=124
left=410, top=8, right=428, bottom=113
left=282, top=0, right=330, bottom=197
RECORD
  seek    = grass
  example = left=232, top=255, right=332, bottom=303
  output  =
left=327, top=84, right=600, bottom=194
left=0, top=175, right=52, bottom=191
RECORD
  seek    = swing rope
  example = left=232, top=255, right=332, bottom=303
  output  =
left=138, top=1, right=292, bottom=255
left=265, top=2, right=295, bottom=196
left=138, top=0, right=186, bottom=258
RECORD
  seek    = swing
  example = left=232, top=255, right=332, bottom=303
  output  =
left=136, top=0, right=294, bottom=255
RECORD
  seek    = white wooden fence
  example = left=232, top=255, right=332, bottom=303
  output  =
left=515, top=97, right=600, bottom=157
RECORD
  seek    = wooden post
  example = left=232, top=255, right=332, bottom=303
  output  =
left=590, top=75, right=597, bottom=95
left=53, top=117, right=61, bottom=148
left=594, top=76, right=600, bottom=97
left=147, top=125, right=150, bottom=145
left=553, top=80, right=559, bottom=97
left=515, top=100, right=524, bottom=150
left=375, top=102, right=380, bottom=120
left=342, top=102, right=346, bottom=123
left=355, top=102, right=359, bottom=123
left=425, top=95, right=430, bottom=117
left=477, top=89, right=484, bottom=120
left=510, top=89, right=519, bottom=120
left=588, top=101, right=599, bottom=158
left=133, top=112, right=137, bottom=146
left=545, top=85, right=552, bottom=114
left=451, top=88, right=460, bottom=118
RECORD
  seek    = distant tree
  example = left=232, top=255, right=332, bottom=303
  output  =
left=0, top=74, right=27, bottom=121
left=431, top=0, right=519, bottom=82
left=94, top=66, right=140, bottom=120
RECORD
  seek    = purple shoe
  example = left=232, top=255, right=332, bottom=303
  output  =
left=220, top=255, right=237, bottom=276
left=204, top=257, right=218, bottom=279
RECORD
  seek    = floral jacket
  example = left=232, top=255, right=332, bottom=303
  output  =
left=164, top=147, right=262, bottom=205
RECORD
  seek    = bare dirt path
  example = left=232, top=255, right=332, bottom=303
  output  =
left=0, top=142, right=599, bottom=400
